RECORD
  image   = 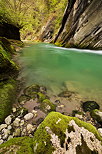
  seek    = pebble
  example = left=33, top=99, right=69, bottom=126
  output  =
left=26, top=124, right=33, bottom=132
left=12, top=107, right=16, bottom=113
left=0, top=124, right=7, bottom=131
left=24, top=113, right=33, bottom=121
left=20, top=120, right=25, bottom=126
left=8, top=125, right=12, bottom=130
left=13, top=118, right=21, bottom=127
left=2, top=129, right=10, bottom=139
left=13, top=128, right=21, bottom=137
left=5, top=115, right=12, bottom=125
left=75, top=114, right=83, bottom=119
left=8, top=135, right=13, bottom=141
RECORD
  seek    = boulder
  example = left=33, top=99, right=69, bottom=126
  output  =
left=24, top=113, right=33, bottom=121
left=82, top=101, right=100, bottom=112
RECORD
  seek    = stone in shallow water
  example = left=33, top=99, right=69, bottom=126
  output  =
left=82, top=101, right=100, bottom=112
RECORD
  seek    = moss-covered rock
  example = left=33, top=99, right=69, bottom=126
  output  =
left=33, top=112, right=102, bottom=154
left=0, top=137, right=33, bottom=154
left=24, top=84, right=40, bottom=96
left=72, top=110, right=84, bottom=117
left=18, top=95, right=31, bottom=103
left=0, top=40, right=18, bottom=80
left=82, top=101, right=100, bottom=112
left=0, top=79, right=16, bottom=124
left=90, top=109, right=102, bottom=125
left=40, top=99, right=56, bottom=113
left=37, top=92, right=47, bottom=102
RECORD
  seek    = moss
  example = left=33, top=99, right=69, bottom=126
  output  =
left=90, top=109, right=102, bottom=124
left=0, top=43, right=19, bottom=80
left=37, top=92, right=47, bottom=102
left=0, top=79, right=16, bottom=124
left=24, top=84, right=40, bottom=96
left=0, top=137, right=33, bottom=154
left=18, top=94, right=31, bottom=103
left=33, top=112, right=102, bottom=154
left=40, top=99, right=56, bottom=113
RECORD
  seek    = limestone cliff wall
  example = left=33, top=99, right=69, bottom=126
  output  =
left=54, top=0, right=102, bottom=49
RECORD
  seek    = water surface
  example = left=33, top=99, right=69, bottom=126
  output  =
left=20, top=43, right=102, bottom=107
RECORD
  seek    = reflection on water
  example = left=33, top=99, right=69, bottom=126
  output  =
left=19, top=43, right=102, bottom=107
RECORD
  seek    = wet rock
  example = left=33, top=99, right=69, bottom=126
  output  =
left=5, top=115, right=12, bottom=125
left=0, top=124, right=7, bottom=131
left=37, top=92, right=47, bottom=102
left=72, top=110, right=84, bottom=117
left=13, top=118, right=21, bottom=127
left=24, top=113, right=33, bottom=121
left=40, top=86, right=47, bottom=94
left=82, top=101, right=100, bottom=112
left=58, top=91, right=73, bottom=97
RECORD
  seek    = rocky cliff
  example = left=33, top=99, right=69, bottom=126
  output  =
left=54, top=0, right=102, bottom=49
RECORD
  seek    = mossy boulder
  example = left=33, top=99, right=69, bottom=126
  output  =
left=24, top=84, right=40, bottom=96
left=0, top=37, right=15, bottom=54
left=33, top=112, right=102, bottom=154
left=40, top=99, right=56, bottom=113
left=0, top=42, right=18, bottom=80
left=18, top=95, right=31, bottom=103
left=37, top=92, right=48, bottom=102
left=0, top=79, right=16, bottom=124
left=82, top=101, right=100, bottom=112
left=90, top=109, right=102, bottom=125
left=0, top=137, right=33, bottom=154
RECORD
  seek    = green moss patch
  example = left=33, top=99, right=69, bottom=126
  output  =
left=0, top=79, right=16, bottom=124
left=90, top=109, right=102, bottom=124
left=33, top=112, right=102, bottom=154
left=0, top=137, right=33, bottom=154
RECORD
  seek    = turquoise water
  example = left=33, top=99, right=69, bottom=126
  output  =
left=20, top=43, right=102, bottom=105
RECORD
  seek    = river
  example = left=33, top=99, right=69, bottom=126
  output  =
left=19, top=43, right=102, bottom=107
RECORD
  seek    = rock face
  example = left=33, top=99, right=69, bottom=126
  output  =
left=0, top=22, right=20, bottom=40
left=54, top=0, right=102, bottom=49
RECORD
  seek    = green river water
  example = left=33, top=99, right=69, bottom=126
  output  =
left=20, top=43, right=102, bottom=107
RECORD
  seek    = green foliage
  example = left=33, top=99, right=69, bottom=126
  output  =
left=0, top=0, right=67, bottom=40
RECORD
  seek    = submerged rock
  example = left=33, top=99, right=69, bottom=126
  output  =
left=82, top=101, right=100, bottom=112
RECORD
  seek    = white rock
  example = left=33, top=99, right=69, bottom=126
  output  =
left=98, top=128, right=102, bottom=137
left=0, top=135, right=1, bottom=139
left=0, top=124, right=7, bottom=131
left=75, top=114, right=83, bottom=119
left=12, top=107, right=16, bottom=113
left=8, top=125, right=12, bottom=130
left=20, top=120, right=25, bottom=126
left=13, top=118, right=21, bottom=127
left=8, top=135, right=13, bottom=141
left=0, top=140, right=3, bottom=145
left=32, top=110, right=37, bottom=114
left=3, top=129, right=10, bottom=139
left=24, top=113, right=33, bottom=121
left=26, top=124, right=33, bottom=132
left=5, top=115, right=12, bottom=125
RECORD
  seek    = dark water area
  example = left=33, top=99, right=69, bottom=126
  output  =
left=19, top=43, right=102, bottom=107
